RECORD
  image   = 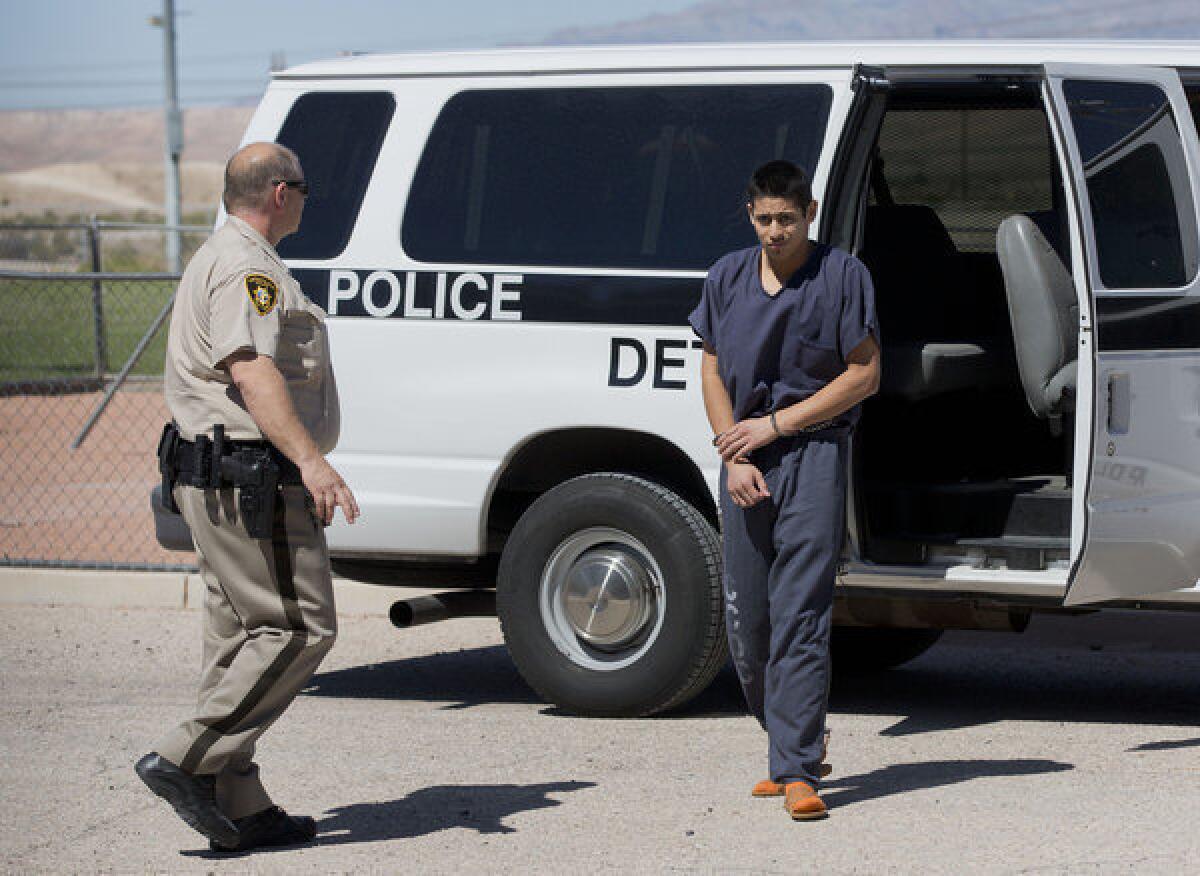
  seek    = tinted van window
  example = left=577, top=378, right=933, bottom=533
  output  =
left=1063, top=80, right=1197, bottom=289
left=276, top=92, right=395, bottom=261
left=402, top=85, right=832, bottom=270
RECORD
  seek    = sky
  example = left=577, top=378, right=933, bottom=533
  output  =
left=0, top=0, right=700, bottom=110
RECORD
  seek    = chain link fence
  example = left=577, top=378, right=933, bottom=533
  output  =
left=0, top=220, right=210, bottom=569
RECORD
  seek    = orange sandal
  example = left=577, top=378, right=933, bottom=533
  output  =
left=784, top=781, right=828, bottom=821
left=750, top=730, right=831, bottom=797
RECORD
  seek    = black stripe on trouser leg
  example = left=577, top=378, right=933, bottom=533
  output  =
left=181, top=489, right=306, bottom=773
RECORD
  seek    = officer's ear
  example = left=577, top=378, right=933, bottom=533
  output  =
left=806, top=199, right=819, bottom=223
left=267, top=181, right=287, bottom=211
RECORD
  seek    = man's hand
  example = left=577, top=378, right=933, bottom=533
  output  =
left=726, top=461, right=770, bottom=508
left=715, top=416, right=776, bottom=463
left=227, top=352, right=360, bottom=527
left=299, top=456, right=359, bottom=526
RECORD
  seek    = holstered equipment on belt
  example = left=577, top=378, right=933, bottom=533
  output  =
left=156, top=422, right=303, bottom=539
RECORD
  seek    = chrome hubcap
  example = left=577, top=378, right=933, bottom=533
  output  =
left=562, top=544, right=653, bottom=649
left=540, top=527, right=665, bottom=670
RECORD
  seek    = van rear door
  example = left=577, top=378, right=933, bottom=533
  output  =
left=1043, top=64, right=1200, bottom=606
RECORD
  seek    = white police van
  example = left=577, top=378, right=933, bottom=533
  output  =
left=179, top=41, right=1200, bottom=717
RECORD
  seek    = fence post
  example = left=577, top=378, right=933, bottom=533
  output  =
left=88, top=216, right=107, bottom=377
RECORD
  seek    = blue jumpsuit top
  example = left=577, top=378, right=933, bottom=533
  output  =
left=688, top=243, right=878, bottom=433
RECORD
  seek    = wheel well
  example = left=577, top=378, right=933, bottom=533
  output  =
left=485, top=428, right=716, bottom=550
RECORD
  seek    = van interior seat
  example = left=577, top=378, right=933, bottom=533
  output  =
left=878, top=341, right=1005, bottom=401
left=859, top=204, right=1007, bottom=401
left=995, top=214, right=1078, bottom=425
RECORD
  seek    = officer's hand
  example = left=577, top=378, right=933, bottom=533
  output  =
left=300, top=456, right=360, bottom=526
left=726, top=461, right=770, bottom=508
left=715, top=417, right=775, bottom=463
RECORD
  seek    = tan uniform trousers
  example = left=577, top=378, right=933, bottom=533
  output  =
left=154, top=483, right=336, bottom=819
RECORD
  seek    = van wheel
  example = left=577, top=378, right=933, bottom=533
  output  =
left=497, top=473, right=726, bottom=717
left=831, top=627, right=944, bottom=674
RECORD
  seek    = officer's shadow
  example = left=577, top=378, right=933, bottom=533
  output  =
left=183, top=780, right=596, bottom=856
left=315, top=780, right=596, bottom=845
left=819, top=758, right=1073, bottom=809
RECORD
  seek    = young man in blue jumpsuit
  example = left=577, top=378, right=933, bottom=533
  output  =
left=690, top=160, right=880, bottom=820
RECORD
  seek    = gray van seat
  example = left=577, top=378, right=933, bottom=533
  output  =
left=862, top=205, right=1005, bottom=401
left=995, top=214, right=1078, bottom=422
left=879, top=342, right=1003, bottom=400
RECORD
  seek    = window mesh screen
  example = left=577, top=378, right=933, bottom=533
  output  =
left=872, top=106, right=1055, bottom=252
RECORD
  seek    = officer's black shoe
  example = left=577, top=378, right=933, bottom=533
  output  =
left=134, top=752, right=239, bottom=848
left=209, top=806, right=318, bottom=853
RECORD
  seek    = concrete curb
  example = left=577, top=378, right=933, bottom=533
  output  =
left=0, top=567, right=423, bottom=617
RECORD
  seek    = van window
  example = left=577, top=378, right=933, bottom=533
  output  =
left=1062, top=80, right=1196, bottom=290
left=872, top=105, right=1055, bottom=253
left=276, top=91, right=395, bottom=261
left=402, top=85, right=832, bottom=270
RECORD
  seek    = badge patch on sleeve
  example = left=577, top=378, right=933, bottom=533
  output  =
left=244, top=273, right=279, bottom=316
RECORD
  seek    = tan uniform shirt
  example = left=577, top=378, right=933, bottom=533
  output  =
left=164, top=215, right=340, bottom=453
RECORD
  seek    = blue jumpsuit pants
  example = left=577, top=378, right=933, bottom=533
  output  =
left=720, top=433, right=847, bottom=789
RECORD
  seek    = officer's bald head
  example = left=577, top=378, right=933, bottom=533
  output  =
left=223, top=142, right=303, bottom=214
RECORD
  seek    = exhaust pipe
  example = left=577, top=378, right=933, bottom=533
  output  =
left=389, top=590, right=497, bottom=628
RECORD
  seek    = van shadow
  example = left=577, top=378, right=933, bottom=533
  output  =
left=304, top=613, right=1200, bottom=735
left=181, top=780, right=596, bottom=858
left=826, top=613, right=1200, bottom=737
left=304, top=644, right=541, bottom=710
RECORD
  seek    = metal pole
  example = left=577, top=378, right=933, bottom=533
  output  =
left=72, top=287, right=177, bottom=450
left=88, top=216, right=107, bottom=377
left=161, top=0, right=183, bottom=273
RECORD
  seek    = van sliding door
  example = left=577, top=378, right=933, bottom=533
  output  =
left=1043, top=63, right=1200, bottom=606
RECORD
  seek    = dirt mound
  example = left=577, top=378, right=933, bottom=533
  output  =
left=0, top=105, right=253, bottom=173
left=0, top=160, right=225, bottom=215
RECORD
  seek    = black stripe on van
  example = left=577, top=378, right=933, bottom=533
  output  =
left=1095, top=296, right=1200, bottom=351
left=293, top=268, right=699, bottom=326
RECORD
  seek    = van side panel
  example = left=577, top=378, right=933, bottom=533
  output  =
left=278, top=70, right=857, bottom=556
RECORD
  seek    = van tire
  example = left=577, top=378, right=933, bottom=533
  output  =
left=831, top=626, right=944, bottom=674
left=497, top=473, right=726, bottom=717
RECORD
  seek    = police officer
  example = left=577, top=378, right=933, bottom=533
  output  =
left=690, top=160, right=880, bottom=821
left=136, top=142, right=359, bottom=852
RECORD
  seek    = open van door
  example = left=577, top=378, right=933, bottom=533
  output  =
left=1044, top=64, right=1200, bottom=606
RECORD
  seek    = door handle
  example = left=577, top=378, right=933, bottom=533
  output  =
left=1107, top=371, right=1130, bottom=434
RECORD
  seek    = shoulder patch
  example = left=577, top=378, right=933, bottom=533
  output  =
left=244, top=273, right=279, bottom=316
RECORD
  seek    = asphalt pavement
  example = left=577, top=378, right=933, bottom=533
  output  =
left=1, top=578, right=1198, bottom=874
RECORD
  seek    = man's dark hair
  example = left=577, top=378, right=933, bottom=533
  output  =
left=746, top=160, right=812, bottom=208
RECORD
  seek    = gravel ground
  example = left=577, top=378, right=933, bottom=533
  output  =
left=1, top=600, right=1198, bottom=874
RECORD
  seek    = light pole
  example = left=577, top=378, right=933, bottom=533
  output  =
left=151, top=0, right=183, bottom=272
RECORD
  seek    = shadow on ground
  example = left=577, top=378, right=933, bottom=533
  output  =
left=1127, top=737, right=1200, bottom=752
left=182, top=781, right=596, bottom=858
left=828, top=612, right=1200, bottom=736
left=820, top=758, right=1074, bottom=808
left=304, top=612, right=1200, bottom=736
left=305, top=644, right=540, bottom=709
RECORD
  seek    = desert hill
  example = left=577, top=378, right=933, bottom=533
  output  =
left=0, top=105, right=252, bottom=216
left=0, top=105, right=253, bottom=173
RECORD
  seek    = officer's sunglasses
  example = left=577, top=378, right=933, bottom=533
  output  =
left=273, top=178, right=309, bottom=196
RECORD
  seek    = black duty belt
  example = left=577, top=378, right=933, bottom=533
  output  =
left=173, top=435, right=303, bottom=487
left=157, top=422, right=303, bottom=539
left=159, top=422, right=303, bottom=490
